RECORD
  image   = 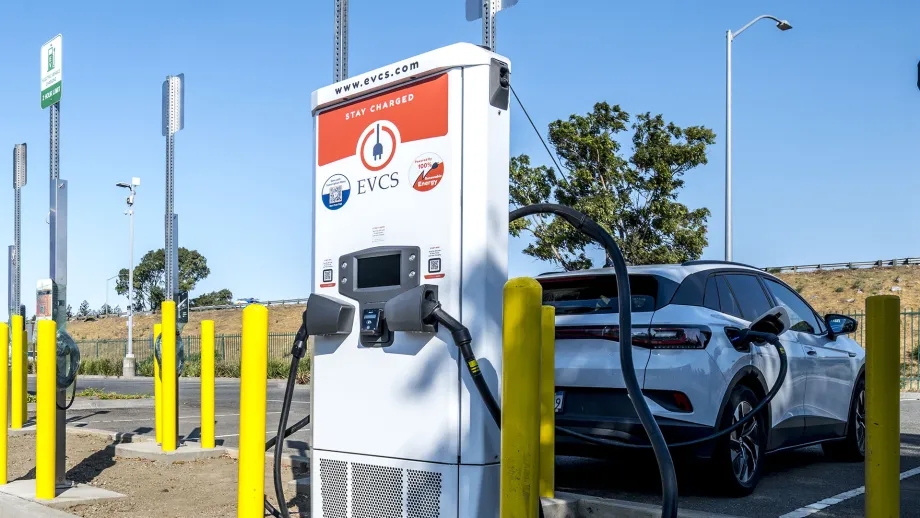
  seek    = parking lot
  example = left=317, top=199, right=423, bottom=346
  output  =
left=27, top=376, right=920, bottom=517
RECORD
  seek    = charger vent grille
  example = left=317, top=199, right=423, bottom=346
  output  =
left=317, top=457, right=443, bottom=517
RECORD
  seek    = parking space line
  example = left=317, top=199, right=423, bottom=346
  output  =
left=779, top=466, right=920, bottom=517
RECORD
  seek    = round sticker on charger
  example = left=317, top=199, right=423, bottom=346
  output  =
left=322, top=174, right=351, bottom=210
left=411, top=152, right=444, bottom=192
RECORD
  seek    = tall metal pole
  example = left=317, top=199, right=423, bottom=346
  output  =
left=11, top=144, right=26, bottom=322
left=482, top=0, right=498, bottom=50
left=49, top=101, right=68, bottom=486
left=162, top=74, right=184, bottom=446
left=128, top=202, right=134, bottom=355
left=334, top=0, right=348, bottom=82
left=725, top=30, right=732, bottom=262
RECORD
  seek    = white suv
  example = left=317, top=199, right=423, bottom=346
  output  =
left=540, top=260, right=866, bottom=495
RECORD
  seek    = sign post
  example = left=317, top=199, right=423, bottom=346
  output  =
left=42, top=33, right=72, bottom=486
left=466, top=0, right=519, bottom=50
left=162, top=73, right=184, bottom=446
left=9, top=145, right=26, bottom=324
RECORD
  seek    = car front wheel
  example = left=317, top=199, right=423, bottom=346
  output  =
left=822, top=376, right=866, bottom=461
left=712, top=385, right=767, bottom=496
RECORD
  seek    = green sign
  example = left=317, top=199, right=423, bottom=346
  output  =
left=40, top=34, right=62, bottom=109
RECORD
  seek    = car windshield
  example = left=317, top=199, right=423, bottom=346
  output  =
left=538, top=274, right=659, bottom=315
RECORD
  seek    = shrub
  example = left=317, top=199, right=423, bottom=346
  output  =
left=78, top=357, right=122, bottom=377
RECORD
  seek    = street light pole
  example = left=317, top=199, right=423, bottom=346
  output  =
left=117, top=178, right=140, bottom=377
left=724, top=15, right=792, bottom=261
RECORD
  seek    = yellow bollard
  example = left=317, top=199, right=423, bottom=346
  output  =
left=20, top=331, right=27, bottom=426
left=539, top=305, right=556, bottom=499
left=500, top=277, right=543, bottom=518
left=0, top=322, right=8, bottom=484
left=162, top=302, right=177, bottom=452
left=153, top=323, right=162, bottom=445
left=35, top=320, right=57, bottom=500
left=865, top=295, right=900, bottom=518
left=238, top=304, right=268, bottom=518
left=10, top=316, right=24, bottom=430
left=201, top=320, right=215, bottom=449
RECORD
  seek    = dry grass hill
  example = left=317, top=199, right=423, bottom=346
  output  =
left=67, top=304, right=307, bottom=341
left=65, top=264, right=920, bottom=341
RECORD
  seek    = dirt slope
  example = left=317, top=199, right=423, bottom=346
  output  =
left=66, top=304, right=306, bottom=341
left=775, top=265, right=920, bottom=315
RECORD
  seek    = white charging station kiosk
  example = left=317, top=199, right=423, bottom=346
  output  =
left=309, top=43, right=511, bottom=517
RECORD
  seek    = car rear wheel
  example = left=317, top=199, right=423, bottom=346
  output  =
left=712, top=385, right=767, bottom=496
left=822, top=376, right=866, bottom=462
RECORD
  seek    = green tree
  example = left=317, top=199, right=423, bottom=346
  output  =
left=115, top=247, right=211, bottom=311
left=66, top=305, right=72, bottom=319
left=191, top=289, right=234, bottom=308
left=510, top=102, right=715, bottom=270
left=78, top=300, right=90, bottom=317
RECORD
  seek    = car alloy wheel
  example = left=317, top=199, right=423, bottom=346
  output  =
left=729, top=400, right=760, bottom=485
left=855, top=387, right=866, bottom=455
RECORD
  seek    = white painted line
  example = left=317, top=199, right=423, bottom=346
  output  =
left=779, top=466, right=920, bottom=517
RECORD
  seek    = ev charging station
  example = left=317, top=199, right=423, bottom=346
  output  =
left=309, top=43, right=512, bottom=517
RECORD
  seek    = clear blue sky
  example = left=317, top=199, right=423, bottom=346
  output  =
left=1, top=0, right=918, bottom=320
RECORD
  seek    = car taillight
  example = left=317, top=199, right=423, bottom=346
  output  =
left=633, top=326, right=711, bottom=349
left=555, top=325, right=710, bottom=349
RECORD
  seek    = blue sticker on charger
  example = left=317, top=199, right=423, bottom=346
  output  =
left=322, top=174, right=351, bottom=210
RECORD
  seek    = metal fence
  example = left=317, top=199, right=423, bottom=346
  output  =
left=839, top=311, right=920, bottom=391
left=74, top=333, right=299, bottom=363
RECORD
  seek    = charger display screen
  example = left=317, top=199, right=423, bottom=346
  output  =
left=356, top=253, right=401, bottom=289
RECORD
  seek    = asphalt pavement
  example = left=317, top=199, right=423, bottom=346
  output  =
left=25, top=377, right=920, bottom=517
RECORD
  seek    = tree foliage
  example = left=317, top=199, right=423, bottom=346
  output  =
left=192, top=289, right=234, bottom=308
left=78, top=300, right=90, bottom=317
left=509, top=102, right=716, bottom=270
left=115, top=247, right=211, bottom=311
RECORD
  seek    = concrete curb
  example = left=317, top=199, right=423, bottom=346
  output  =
left=0, top=490, right=80, bottom=517
left=548, top=491, right=742, bottom=518
left=26, top=399, right=154, bottom=412
left=46, top=374, right=296, bottom=386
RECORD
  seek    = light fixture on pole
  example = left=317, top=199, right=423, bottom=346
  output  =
left=105, top=274, right=117, bottom=315
left=116, top=177, right=140, bottom=377
left=725, top=15, right=791, bottom=261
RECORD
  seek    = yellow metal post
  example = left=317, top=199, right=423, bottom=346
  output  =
left=153, top=323, right=162, bottom=445
left=36, top=320, right=57, bottom=500
left=20, top=331, right=26, bottom=427
left=865, top=295, right=900, bottom=518
left=162, top=302, right=177, bottom=452
left=500, top=277, right=543, bottom=518
left=201, top=320, right=215, bottom=449
left=0, top=322, right=8, bottom=484
left=10, top=316, right=24, bottom=429
left=539, top=305, right=555, bottom=499
left=238, top=304, right=268, bottom=518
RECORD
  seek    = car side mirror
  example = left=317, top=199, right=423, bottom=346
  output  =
left=825, top=314, right=857, bottom=338
left=749, top=306, right=791, bottom=336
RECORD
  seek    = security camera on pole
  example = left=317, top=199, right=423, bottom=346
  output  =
left=116, top=178, right=140, bottom=377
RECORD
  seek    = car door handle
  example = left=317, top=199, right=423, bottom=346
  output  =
left=807, top=350, right=817, bottom=356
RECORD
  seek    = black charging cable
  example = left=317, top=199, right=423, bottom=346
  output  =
left=508, top=203, right=678, bottom=518
left=265, top=315, right=310, bottom=518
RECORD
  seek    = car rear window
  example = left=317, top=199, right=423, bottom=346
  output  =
left=538, top=274, right=659, bottom=315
